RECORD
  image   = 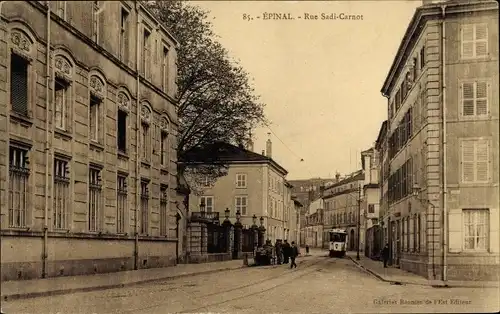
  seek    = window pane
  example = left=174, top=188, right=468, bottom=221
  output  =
left=475, top=24, right=487, bottom=40
left=475, top=42, right=487, bottom=56
left=462, top=25, right=474, bottom=41
left=10, top=54, right=29, bottom=115
left=462, top=42, right=474, bottom=57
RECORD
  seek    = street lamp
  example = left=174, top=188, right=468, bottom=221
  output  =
left=260, top=216, right=264, bottom=226
left=236, top=209, right=241, bottom=222
left=252, top=214, right=257, bottom=225
left=224, top=208, right=230, bottom=220
left=199, top=199, right=206, bottom=212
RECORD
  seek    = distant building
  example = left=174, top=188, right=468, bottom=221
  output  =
left=380, top=0, right=499, bottom=281
left=322, top=170, right=365, bottom=251
left=188, top=138, right=293, bottom=245
left=361, top=147, right=381, bottom=258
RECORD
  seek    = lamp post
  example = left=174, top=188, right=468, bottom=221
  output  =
left=251, top=214, right=259, bottom=248
left=258, top=216, right=266, bottom=247
left=200, top=199, right=206, bottom=213
left=233, top=209, right=243, bottom=259
left=224, top=208, right=230, bottom=221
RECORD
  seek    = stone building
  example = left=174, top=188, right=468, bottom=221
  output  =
left=380, top=0, right=499, bottom=281
left=360, top=147, right=381, bottom=259
left=322, top=171, right=365, bottom=252
left=184, top=137, right=291, bottom=258
left=0, top=1, right=179, bottom=280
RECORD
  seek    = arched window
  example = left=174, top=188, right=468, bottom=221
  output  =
left=160, top=117, right=170, bottom=168
left=88, top=73, right=106, bottom=143
left=54, top=54, right=74, bottom=131
left=9, top=27, right=36, bottom=117
left=116, top=90, right=130, bottom=153
left=140, top=102, right=152, bottom=161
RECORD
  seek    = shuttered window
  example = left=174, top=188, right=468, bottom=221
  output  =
left=461, top=139, right=490, bottom=183
left=461, top=24, right=488, bottom=59
left=10, top=54, right=29, bottom=115
left=461, top=81, right=489, bottom=117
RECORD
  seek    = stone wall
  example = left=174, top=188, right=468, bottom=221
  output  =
left=1, top=233, right=176, bottom=281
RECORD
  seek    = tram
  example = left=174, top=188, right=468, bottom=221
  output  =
left=328, top=229, right=348, bottom=257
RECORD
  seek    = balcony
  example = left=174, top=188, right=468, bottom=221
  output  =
left=190, top=211, right=220, bottom=224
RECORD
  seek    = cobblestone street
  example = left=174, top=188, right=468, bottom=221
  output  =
left=2, top=254, right=498, bottom=314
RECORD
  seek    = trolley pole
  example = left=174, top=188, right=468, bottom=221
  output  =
left=357, top=185, right=361, bottom=261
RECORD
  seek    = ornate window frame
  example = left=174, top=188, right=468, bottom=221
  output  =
left=140, top=101, right=153, bottom=162
left=116, top=88, right=131, bottom=154
left=53, top=51, right=75, bottom=132
left=8, top=26, right=37, bottom=121
left=88, top=72, right=106, bottom=145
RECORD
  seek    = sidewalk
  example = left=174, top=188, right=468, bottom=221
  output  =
left=1, top=249, right=325, bottom=301
left=346, top=251, right=499, bottom=288
left=1, top=258, right=252, bottom=301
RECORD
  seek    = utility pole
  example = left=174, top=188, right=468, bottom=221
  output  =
left=357, top=185, right=361, bottom=261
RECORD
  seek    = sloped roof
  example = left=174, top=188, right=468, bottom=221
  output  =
left=180, top=142, right=288, bottom=175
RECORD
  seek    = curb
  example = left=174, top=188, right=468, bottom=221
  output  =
left=2, top=265, right=246, bottom=301
left=347, top=256, right=499, bottom=289
left=347, top=255, right=394, bottom=283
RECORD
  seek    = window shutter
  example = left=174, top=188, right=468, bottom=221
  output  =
left=475, top=140, right=489, bottom=182
left=461, top=141, right=475, bottom=182
left=489, top=208, right=499, bottom=253
left=475, top=24, right=488, bottom=56
left=475, top=81, right=488, bottom=115
left=448, top=210, right=463, bottom=253
left=461, top=82, right=474, bottom=116
left=461, top=25, right=474, bottom=58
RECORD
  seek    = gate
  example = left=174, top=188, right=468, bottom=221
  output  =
left=241, top=228, right=255, bottom=252
left=207, top=223, right=227, bottom=253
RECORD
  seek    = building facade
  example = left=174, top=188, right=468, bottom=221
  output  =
left=188, top=140, right=293, bottom=245
left=322, top=171, right=365, bottom=251
left=1, top=1, right=179, bottom=280
left=380, top=0, right=499, bottom=281
left=361, top=147, right=381, bottom=258
left=303, top=207, right=324, bottom=248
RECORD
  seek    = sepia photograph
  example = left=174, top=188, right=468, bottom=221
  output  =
left=0, top=0, right=498, bottom=313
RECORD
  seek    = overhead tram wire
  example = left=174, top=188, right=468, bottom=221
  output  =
left=264, top=124, right=315, bottom=178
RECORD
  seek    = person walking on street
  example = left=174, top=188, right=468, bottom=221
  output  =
left=283, top=240, right=291, bottom=264
left=290, top=241, right=299, bottom=269
left=275, top=240, right=283, bottom=265
left=381, top=243, right=390, bottom=268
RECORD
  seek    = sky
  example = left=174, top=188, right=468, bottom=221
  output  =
left=192, top=0, right=422, bottom=180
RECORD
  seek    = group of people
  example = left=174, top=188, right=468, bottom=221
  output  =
left=274, top=239, right=299, bottom=268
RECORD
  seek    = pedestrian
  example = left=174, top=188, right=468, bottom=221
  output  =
left=305, top=244, right=309, bottom=255
left=275, top=239, right=283, bottom=265
left=381, top=243, right=390, bottom=268
left=283, top=240, right=291, bottom=264
left=290, top=241, right=299, bottom=269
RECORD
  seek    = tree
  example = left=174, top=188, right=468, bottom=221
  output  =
left=147, top=1, right=266, bottom=193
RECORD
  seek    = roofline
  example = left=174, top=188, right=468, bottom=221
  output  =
left=381, top=1, right=498, bottom=96
left=139, top=1, right=180, bottom=48
left=178, top=158, right=288, bottom=176
left=375, top=120, right=388, bottom=150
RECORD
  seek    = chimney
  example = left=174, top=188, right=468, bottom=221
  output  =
left=265, top=132, right=272, bottom=158
left=247, top=130, right=254, bottom=152
left=335, top=172, right=340, bottom=182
